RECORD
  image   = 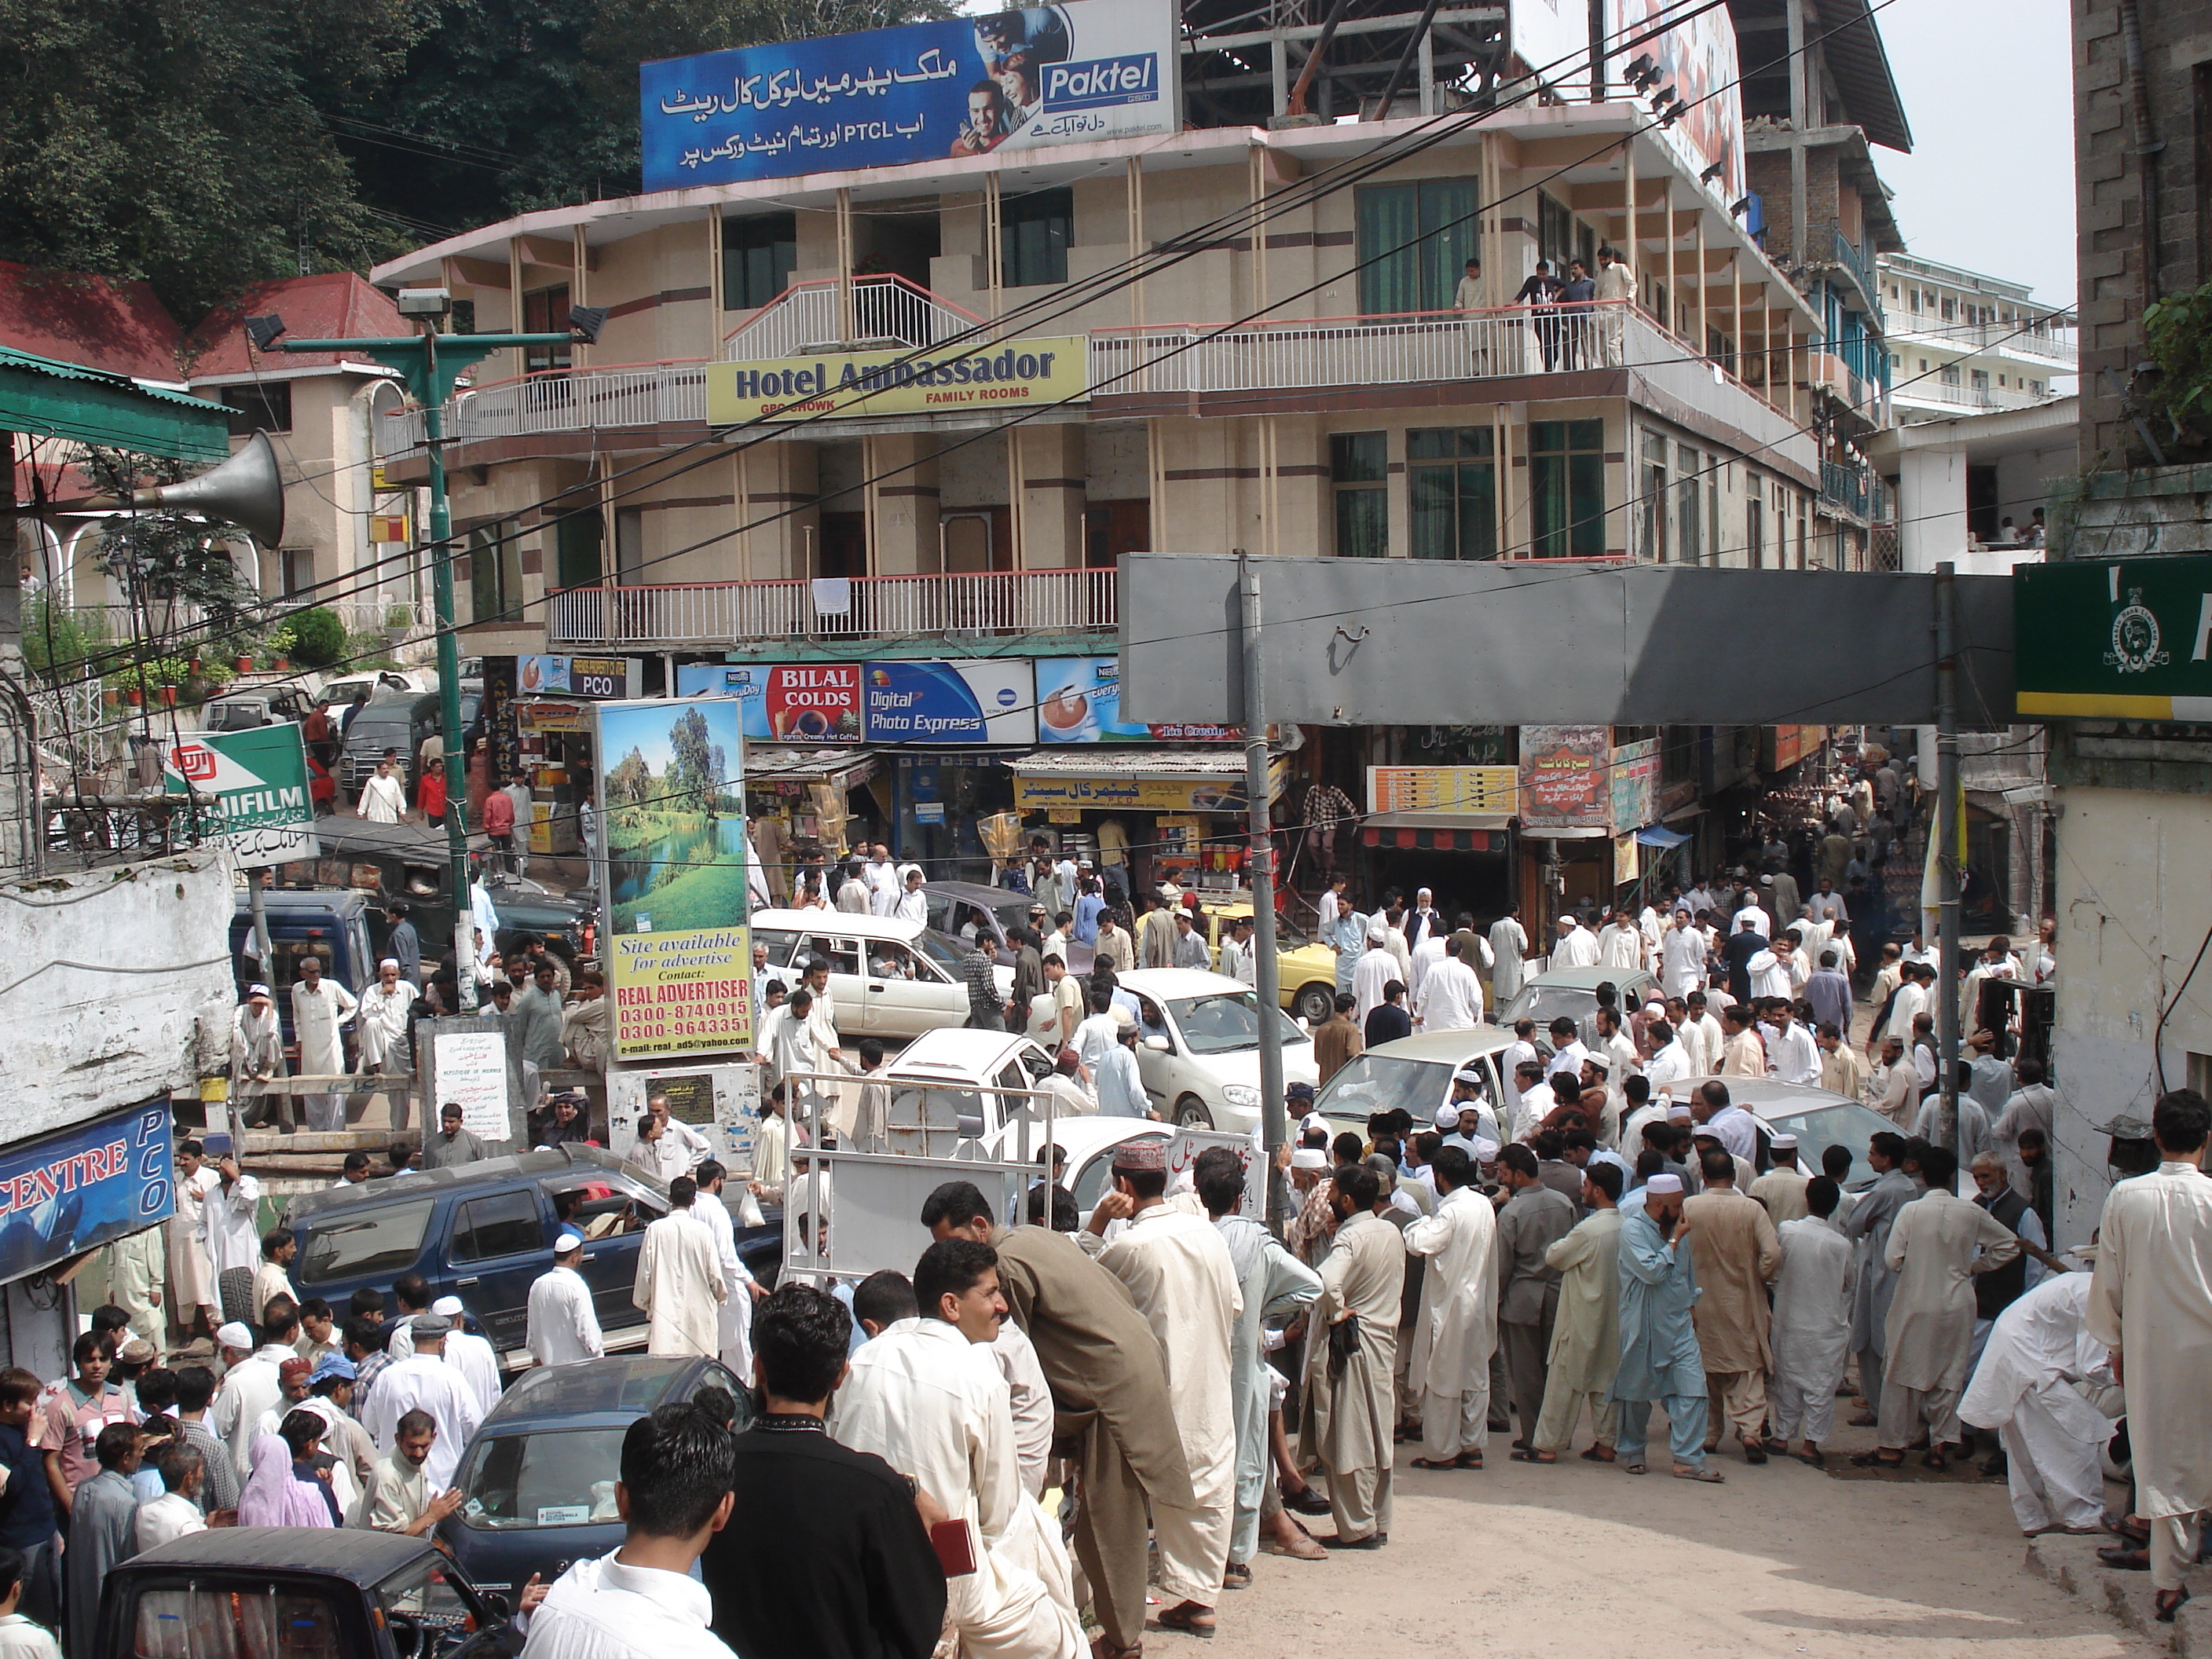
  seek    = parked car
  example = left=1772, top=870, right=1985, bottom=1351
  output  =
left=200, top=681, right=320, bottom=732
left=270, top=817, right=595, bottom=966
left=1199, top=899, right=1340, bottom=1025
left=1313, top=1027, right=1525, bottom=1140
left=925, top=880, right=1094, bottom=973
left=100, top=1527, right=511, bottom=1659
left=339, top=690, right=443, bottom=795
left=229, top=887, right=379, bottom=1042
left=441, top=1355, right=749, bottom=1599
left=749, top=906, right=1013, bottom=1038
left=879, top=1027, right=1064, bottom=1154
left=280, top=1147, right=781, bottom=1368
left=323, top=667, right=438, bottom=709
left=1114, top=968, right=1320, bottom=1131
left=1497, top=964, right=1660, bottom=1032
left=1675, top=1075, right=1900, bottom=1188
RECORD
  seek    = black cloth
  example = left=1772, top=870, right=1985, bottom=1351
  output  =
left=0, top=1422, right=54, bottom=1551
left=1514, top=274, right=1562, bottom=306
left=1721, top=928, right=1767, bottom=1002
left=1975, top=1185, right=2033, bottom=1319
left=1364, top=1003, right=1412, bottom=1047
left=701, top=1420, right=947, bottom=1659
left=1009, top=943, right=1045, bottom=1021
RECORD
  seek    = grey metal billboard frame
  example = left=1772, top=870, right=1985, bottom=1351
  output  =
left=1118, top=555, right=2016, bottom=728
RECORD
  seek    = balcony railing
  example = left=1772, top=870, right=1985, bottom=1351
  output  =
left=546, top=566, right=1117, bottom=648
left=1885, top=311, right=2077, bottom=365
left=1894, top=380, right=2058, bottom=414
left=1820, top=460, right=1889, bottom=522
left=1830, top=229, right=1884, bottom=324
left=723, top=275, right=987, bottom=359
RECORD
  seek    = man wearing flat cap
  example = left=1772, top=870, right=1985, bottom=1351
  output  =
left=357, top=1313, right=483, bottom=1490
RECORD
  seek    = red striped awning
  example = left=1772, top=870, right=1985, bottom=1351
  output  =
left=1361, top=826, right=1503, bottom=852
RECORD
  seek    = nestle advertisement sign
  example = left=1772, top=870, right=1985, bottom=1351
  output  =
left=639, top=0, right=1177, bottom=192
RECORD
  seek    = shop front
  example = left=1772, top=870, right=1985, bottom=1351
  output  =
left=1361, top=763, right=1518, bottom=919
left=1007, top=751, right=1290, bottom=898
left=511, top=655, right=645, bottom=862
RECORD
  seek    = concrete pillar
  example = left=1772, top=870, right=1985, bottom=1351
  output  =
left=1016, top=426, right=1086, bottom=569
left=867, top=434, right=941, bottom=575
left=743, top=439, right=819, bottom=582
left=1896, top=445, right=1966, bottom=574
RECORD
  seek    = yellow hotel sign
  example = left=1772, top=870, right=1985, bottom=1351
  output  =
left=708, top=336, right=1089, bottom=423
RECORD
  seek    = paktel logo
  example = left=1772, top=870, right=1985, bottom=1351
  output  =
left=2106, top=588, right=2171, bottom=675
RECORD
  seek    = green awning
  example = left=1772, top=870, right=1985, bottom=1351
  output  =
left=0, top=346, right=230, bottom=463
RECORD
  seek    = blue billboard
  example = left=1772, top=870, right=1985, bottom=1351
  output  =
left=0, top=1103, right=174, bottom=1285
left=862, top=659, right=1036, bottom=746
left=640, top=0, right=1178, bottom=193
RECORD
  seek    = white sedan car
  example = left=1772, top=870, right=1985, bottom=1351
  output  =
left=749, top=908, right=1013, bottom=1039
left=1115, top=969, right=1320, bottom=1132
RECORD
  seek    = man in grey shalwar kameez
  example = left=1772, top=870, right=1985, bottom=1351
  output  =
left=66, top=1424, right=144, bottom=1658
left=1298, top=1163, right=1404, bottom=1544
left=1844, top=1132, right=1920, bottom=1423
left=1610, top=1174, right=1719, bottom=1480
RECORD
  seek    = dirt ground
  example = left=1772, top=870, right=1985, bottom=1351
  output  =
left=1188, top=1420, right=2154, bottom=1659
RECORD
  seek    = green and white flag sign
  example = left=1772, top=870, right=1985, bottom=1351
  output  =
left=163, top=724, right=320, bottom=868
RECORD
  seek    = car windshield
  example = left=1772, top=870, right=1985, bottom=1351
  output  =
left=375, top=1551, right=488, bottom=1653
left=457, top=1426, right=628, bottom=1529
left=1161, top=991, right=1307, bottom=1056
left=1766, top=1101, right=1899, bottom=1189
left=916, top=929, right=972, bottom=974
left=1316, top=1053, right=1457, bottom=1126
left=203, top=701, right=264, bottom=731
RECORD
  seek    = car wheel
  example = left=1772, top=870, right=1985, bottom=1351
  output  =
left=1174, top=1096, right=1214, bottom=1128
left=1294, top=983, right=1334, bottom=1026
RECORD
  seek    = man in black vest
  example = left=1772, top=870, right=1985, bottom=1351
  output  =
left=1968, top=1149, right=2047, bottom=1474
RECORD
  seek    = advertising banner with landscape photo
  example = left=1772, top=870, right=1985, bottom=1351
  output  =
left=596, top=698, right=754, bottom=1062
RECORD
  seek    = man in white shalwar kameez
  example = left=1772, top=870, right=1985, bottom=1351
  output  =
left=2086, top=1091, right=2212, bottom=1614
left=632, top=1178, right=727, bottom=1358
left=1350, top=923, right=1399, bottom=1026
left=1413, top=939, right=1484, bottom=1033
left=290, top=955, right=359, bottom=1132
left=1770, top=1179, right=1856, bottom=1459
left=1089, top=1138, right=1242, bottom=1637
left=691, top=1162, right=759, bottom=1381
left=359, top=1316, right=485, bottom=1490
left=1962, top=1270, right=2114, bottom=1536
left=526, top=1233, right=606, bottom=1366
left=1553, top=915, right=1600, bottom=969
left=429, top=1295, right=503, bottom=1416
left=1196, top=1148, right=1320, bottom=1573
left=1401, top=1145, right=1497, bottom=1467
left=833, top=1241, right=1080, bottom=1659
left=168, top=1142, right=221, bottom=1340
left=201, top=1152, right=264, bottom=1326
left=1489, top=908, right=1529, bottom=1008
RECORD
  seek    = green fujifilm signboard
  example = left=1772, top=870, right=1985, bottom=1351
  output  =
left=2015, top=557, right=2212, bottom=720
left=163, top=724, right=320, bottom=867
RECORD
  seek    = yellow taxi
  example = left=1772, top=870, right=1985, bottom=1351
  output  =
left=1203, top=899, right=1342, bottom=1026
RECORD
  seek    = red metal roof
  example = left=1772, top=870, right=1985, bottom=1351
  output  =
left=185, top=272, right=407, bottom=377
left=0, top=262, right=183, bottom=382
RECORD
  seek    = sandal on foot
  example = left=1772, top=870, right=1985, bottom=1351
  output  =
left=1761, top=1437, right=1790, bottom=1455
left=1508, top=1449, right=1555, bottom=1464
left=1580, top=1446, right=1617, bottom=1463
left=1790, top=1448, right=1827, bottom=1467
left=1741, top=1438, right=1768, bottom=1465
left=1221, top=1563, right=1251, bottom=1591
left=1409, top=1457, right=1462, bottom=1471
left=1455, top=1451, right=1485, bottom=1470
left=1673, top=1466, right=1726, bottom=1483
left=2159, top=1588, right=2192, bottom=1624
left=1848, top=1451, right=1905, bottom=1469
left=1922, top=1448, right=1949, bottom=1471
left=1155, top=1605, right=1217, bottom=1639
left=1621, top=1462, right=1649, bottom=1474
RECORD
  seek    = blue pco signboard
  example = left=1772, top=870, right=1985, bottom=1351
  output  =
left=0, top=1103, right=174, bottom=1284
left=639, top=0, right=1178, bottom=192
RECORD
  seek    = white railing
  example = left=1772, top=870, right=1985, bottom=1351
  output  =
left=723, top=276, right=987, bottom=361
left=1894, top=380, right=2058, bottom=413
left=1886, top=312, right=2078, bottom=365
left=448, top=364, right=709, bottom=440
left=547, top=567, right=1116, bottom=647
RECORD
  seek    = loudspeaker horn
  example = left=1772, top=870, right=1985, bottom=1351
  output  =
left=137, top=430, right=286, bottom=546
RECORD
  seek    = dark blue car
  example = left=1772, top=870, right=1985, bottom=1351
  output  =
left=439, top=1355, right=751, bottom=1597
left=280, top=1146, right=780, bottom=1364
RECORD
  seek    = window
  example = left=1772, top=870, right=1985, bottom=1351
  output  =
left=2030, top=379, right=2044, bottom=394
left=1888, top=353, right=1900, bottom=370
left=1538, top=192, right=1573, bottom=273
left=723, top=212, right=797, bottom=311
left=1941, top=298, right=1957, bottom=321
left=280, top=548, right=314, bottom=597
left=1331, top=431, right=1388, bottom=558
left=1528, top=419, right=1606, bottom=558
left=1675, top=443, right=1702, bottom=565
left=1971, top=368, right=1990, bottom=391
left=1002, top=187, right=1072, bottom=287
left=556, top=507, right=602, bottom=591
left=1746, top=490, right=1764, bottom=569
left=1941, top=364, right=1962, bottom=386
left=468, top=523, right=523, bottom=626
left=616, top=506, right=644, bottom=582
left=218, top=383, right=291, bottom=435
left=1407, top=427, right=1496, bottom=559
left=298, top=1198, right=436, bottom=1284
left=1639, top=431, right=1668, bottom=562
left=452, top=1190, right=545, bottom=1262
left=1356, top=179, right=1479, bottom=315
left=523, top=285, right=572, bottom=372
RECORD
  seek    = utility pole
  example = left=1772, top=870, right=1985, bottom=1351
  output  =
left=1934, top=560, right=1961, bottom=1164
left=1237, top=552, right=1288, bottom=1230
left=270, top=295, right=601, bottom=1012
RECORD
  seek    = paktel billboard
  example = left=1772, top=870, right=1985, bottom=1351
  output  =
left=641, top=0, right=1179, bottom=192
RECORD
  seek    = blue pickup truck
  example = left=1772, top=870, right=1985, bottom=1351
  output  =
left=280, top=1146, right=780, bottom=1365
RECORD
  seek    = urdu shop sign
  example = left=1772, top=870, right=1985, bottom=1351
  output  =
left=2015, top=558, right=2212, bottom=720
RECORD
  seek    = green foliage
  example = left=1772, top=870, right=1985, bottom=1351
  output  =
left=287, top=606, right=348, bottom=668
left=606, top=745, right=652, bottom=809
left=665, top=705, right=727, bottom=817
left=2143, top=280, right=2212, bottom=452
left=75, top=448, right=258, bottom=621
left=20, top=596, right=110, bottom=677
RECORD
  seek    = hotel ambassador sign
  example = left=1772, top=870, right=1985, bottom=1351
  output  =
left=707, top=337, right=1090, bottom=423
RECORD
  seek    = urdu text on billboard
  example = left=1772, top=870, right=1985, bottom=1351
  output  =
left=640, top=0, right=1179, bottom=192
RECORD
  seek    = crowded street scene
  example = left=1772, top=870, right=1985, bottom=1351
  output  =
left=5, top=0, right=2207, bottom=1654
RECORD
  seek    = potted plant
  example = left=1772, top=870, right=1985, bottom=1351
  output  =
left=124, top=686, right=142, bottom=708
left=159, top=684, right=177, bottom=707
left=235, top=653, right=254, bottom=672
left=383, top=602, right=415, bottom=646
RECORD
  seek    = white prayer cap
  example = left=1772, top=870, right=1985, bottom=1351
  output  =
left=1111, top=1005, right=1136, bottom=1029
left=1416, top=887, right=1433, bottom=900
left=1435, top=1104, right=1462, bottom=1130
left=430, top=1295, right=466, bottom=1317
left=1583, top=1052, right=1611, bottom=1074
left=1646, top=1174, right=1684, bottom=1195
left=1291, top=1148, right=1328, bottom=1170
left=379, top=958, right=401, bottom=971
left=1366, top=920, right=1388, bottom=944
left=1738, top=914, right=1760, bottom=929
left=245, top=984, right=272, bottom=1000
left=1769, top=1132, right=1799, bottom=1152
left=216, top=1321, right=254, bottom=1351
left=1667, top=1104, right=1694, bottom=1122
left=555, top=1231, right=584, bottom=1253
left=1451, top=1067, right=1485, bottom=1089
left=1472, top=1137, right=1501, bottom=1161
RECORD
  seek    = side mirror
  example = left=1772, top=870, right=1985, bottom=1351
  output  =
left=479, top=1592, right=512, bottom=1620
left=1143, top=1035, right=1171, bottom=1053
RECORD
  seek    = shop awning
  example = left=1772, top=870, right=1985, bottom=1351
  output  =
left=0, top=346, right=231, bottom=462
left=1635, top=825, right=1693, bottom=848
left=1518, top=826, right=1612, bottom=840
left=1007, top=749, right=1288, bottom=813
left=745, top=745, right=880, bottom=791
left=1361, top=815, right=1507, bottom=852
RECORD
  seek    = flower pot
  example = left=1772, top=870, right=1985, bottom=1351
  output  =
left=159, top=685, right=177, bottom=707
left=125, top=688, right=143, bottom=708
left=101, top=688, right=119, bottom=710
left=273, top=656, right=290, bottom=671
left=235, top=655, right=253, bottom=673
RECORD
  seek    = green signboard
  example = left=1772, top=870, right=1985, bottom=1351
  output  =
left=2015, top=557, right=2212, bottom=720
left=163, top=724, right=320, bottom=867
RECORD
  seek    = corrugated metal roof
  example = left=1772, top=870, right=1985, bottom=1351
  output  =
left=0, top=345, right=222, bottom=408
left=0, top=345, right=231, bottom=461
left=1815, top=0, right=1911, bottom=153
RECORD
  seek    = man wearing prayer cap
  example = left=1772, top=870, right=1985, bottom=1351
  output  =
left=1087, top=1133, right=1243, bottom=1635
left=1610, top=1173, right=1720, bottom=1479
left=1749, top=1132, right=1811, bottom=1225
left=427, top=1297, right=502, bottom=1416
left=355, top=956, right=419, bottom=1128
left=1441, top=1070, right=1500, bottom=1152
left=1553, top=913, right=1601, bottom=969
left=1352, top=922, right=1399, bottom=1027
left=527, top=1230, right=605, bottom=1367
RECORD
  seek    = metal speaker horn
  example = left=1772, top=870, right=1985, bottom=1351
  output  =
left=137, top=430, right=286, bottom=546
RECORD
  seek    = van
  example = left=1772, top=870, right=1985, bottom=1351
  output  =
left=229, top=887, right=377, bottom=1043
left=339, top=690, right=441, bottom=795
